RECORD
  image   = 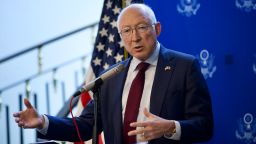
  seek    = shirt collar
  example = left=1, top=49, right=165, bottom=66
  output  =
left=130, top=41, right=160, bottom=71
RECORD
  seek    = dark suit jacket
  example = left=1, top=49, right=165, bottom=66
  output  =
left=38, top=45, right=213, bottom=144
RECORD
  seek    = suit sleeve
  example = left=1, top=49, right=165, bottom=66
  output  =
left=179, top=59, right=214, bottom=142
left=37, top=100, right=103, bottom=142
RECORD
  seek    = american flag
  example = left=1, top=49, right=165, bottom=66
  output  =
left=75, top=0, right=144, bottom=143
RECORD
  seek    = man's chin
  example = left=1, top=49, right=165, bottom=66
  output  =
left=133, top=55, right=147, bottom=61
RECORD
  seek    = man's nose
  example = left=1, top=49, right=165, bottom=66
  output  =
left=131, top=29, right=141, bottom=42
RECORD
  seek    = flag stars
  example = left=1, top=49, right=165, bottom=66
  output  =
left=114, top=53, right=124, bottom=63
left=110, top=20, right=117, bottom=29
left=102, top=15, right=110, bottom=24
left=99, top=27, right=108, bottom=37
left=93, top=57, right=102, bottom=66
left=92, top=1, right=127, bottom=73
left=106, top=0, right=112, bottom=9
left=103, top=63, right=110, bottom=70
left=108, top=34, right=115, bottom=43
left=106, top=48, right=113, bottom=57
left=126, top=0, right=132, bottom=6
left=112, top=6, right=121, bottom=15
left=118, top=41, right=124, bottom=48
left=96, top=42, right=105, bottom=52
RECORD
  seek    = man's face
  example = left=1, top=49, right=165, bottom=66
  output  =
left=118, top=8, right=161, bottom=61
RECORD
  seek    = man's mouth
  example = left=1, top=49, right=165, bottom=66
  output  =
left=134, top=46, right=143, bottom=51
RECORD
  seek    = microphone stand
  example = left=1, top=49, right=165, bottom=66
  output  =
left=91, top=78, right=103, bottom=144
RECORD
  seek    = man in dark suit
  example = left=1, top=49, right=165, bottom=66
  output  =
left=13, top=3, right=213, bottom=144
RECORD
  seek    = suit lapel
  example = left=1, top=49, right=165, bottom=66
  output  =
left=110, top=59, right=131, bottom=143
left=150, top=46, right=176, bottom=116
left=108, top=48, right=176, bottom=142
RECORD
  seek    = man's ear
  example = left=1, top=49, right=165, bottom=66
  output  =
left=155, top=22, right=161, bottom=36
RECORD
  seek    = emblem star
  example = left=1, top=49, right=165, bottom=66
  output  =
left=114, top=53, right=123, bottom=63
left=93, top=57, right=102, bottom=66
left=99, top=27, right=108, bottom=37
left=112, top=6, right=121, bottom=15
left=106, top=0, right=112, bottom=9
left=110, top=20, right=117, bottom=29
left=103, top=62, right=110, bottom=70
left=102, top=14, right=110, bottom=24
left=106, top=48, right=113, bottom=57
left=96, top=42, right=105, bottom=52
left=108, top=34, right=115, bottom=43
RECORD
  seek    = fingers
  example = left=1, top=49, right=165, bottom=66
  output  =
left=24, top=98, right=33, bottom=109
left=138, top=132, right=151, bottom=142
left=18, top=121, right=24, bottom=127
left=128, top=127, right=144, bottom=136
left=129, top=121, right=154, bottom=137
left=129, top=111, right=170, bottom=141
left=15, top=116, right=22, bottom=126
left=13, top=112, right=23, bottom=128
left=130, top=120, right=152, bottom=128
left=13, top=98, right=39, bottom=129
left=15, top=117, right=26, bottom=128
left=143, top=108, right=155, bottom=119
left=13, top=112, right=20, bottom=117
left=128, top=127, right=149, bottom=142
left=15, top=117, right=21, bottom=122
left=128, top=126, right=153, bottom=142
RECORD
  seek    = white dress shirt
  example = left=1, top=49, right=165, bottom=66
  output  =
left=121, top=42, right=180, bottom=142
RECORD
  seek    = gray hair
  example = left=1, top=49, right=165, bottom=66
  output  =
left=117, top=4, right=157, bottom=30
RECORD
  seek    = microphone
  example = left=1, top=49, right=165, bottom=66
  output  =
left=74, top=63, right=125, bottom=96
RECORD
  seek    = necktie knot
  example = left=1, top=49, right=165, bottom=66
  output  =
left=137, top=62, right=150, bottom=72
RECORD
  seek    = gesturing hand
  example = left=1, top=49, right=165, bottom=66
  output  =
left=128, top=108, right=175, bottom=142
left=13, top=98, right=44, bottom=129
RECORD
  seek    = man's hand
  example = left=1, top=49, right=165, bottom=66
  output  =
left=13, top=98, right=44, bottom=129
left=128, top=108, right=175, bottom=142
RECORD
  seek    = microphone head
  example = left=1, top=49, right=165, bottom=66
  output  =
left=100, top=63, right=125, bottom=81
left=74, top=63, right=125, bottom=97
left=114, top=63, right=125, bottom=73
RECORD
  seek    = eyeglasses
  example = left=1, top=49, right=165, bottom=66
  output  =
left=119, top=23, right=155, bottom=38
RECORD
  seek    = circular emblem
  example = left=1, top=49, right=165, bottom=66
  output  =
left=244, top=113, right=253, bottom=125
left=200, top=49, right=209, bottom=61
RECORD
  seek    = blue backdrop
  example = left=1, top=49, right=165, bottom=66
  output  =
left=145, top=0, right=256, bottom=143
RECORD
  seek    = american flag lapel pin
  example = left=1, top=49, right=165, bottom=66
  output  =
left=164, top=66, right=171, bottom=71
